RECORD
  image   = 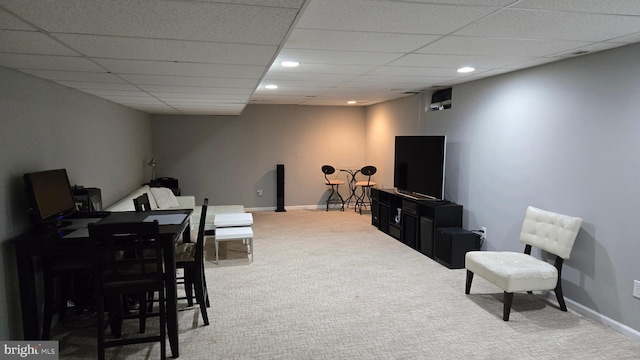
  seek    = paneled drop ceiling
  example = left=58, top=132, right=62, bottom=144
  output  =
left=1, top=0, right=640, bottom=115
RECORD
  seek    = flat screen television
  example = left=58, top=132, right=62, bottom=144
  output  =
left=23, top=169, right=77, bottom=228
left=393, top=135, right=446, bottom=200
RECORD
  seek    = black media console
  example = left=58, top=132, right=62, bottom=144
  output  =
left=371, top=188, right=468, bottom=266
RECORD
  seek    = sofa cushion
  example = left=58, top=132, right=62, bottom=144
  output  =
left=150, top=187, right=180, bottom=209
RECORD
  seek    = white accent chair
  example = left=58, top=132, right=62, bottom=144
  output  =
left=465, top=206, right=583, bottom=321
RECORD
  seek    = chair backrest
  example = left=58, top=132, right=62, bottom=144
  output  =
left=360, top=165, right=377, bottom=185
left=519, top=206, right=583, bottom=259
left=88, top=221, right=164, bottom=284
left=194, top=198, right=208, bottom=265
left=321, top=165, right=336, bottom=183
left=133, top=193, right=151, bottom=212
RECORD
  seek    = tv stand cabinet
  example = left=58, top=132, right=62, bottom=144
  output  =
left=371, top=188, right=462, bottom=258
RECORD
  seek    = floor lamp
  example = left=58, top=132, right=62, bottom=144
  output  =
left=147, top=159, right=156, bottom=181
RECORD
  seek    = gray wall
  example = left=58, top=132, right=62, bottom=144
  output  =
left=366, top=44, right=640, bottom=334
left=151, top=105, right=366, bottom=209
left=0, top=66, right=152, bottom=339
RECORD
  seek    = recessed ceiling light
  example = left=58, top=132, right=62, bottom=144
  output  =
left=457, top=66, right=475, bottom=73
left=347, top=100, right=357, bottom=104
left=265, top=84, right=278, bottom=89
left=281, top=61, right=300, bottom=68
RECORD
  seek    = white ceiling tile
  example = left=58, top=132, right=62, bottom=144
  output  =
left=0, top=54, right=104, bottom=71
left=513, top=0, right=640, bottom=15
left=2, top=0, right=299, bottom=45
left=276, top=49, right=403, bottom=65
left=253, top=86, right=331, bottom=96
left=296, top=0, right=498, bottom=34
left=0, top=8, right=36, bottom=30
left=151, top=93, right=249, bottom=101
left=0, top=30, right=78, bottom=55
left=57, top=81, right=141, bottom=91
left=369, top=66, right=460, bottom=77
left=286, top=29, right=440, bottom=52
left=390, top=54, right=530, bottom=69
left=268, top=62, right=377, bottom=75
left=456, top=9, right=640, bottom=42
left=200, top=0, right=305, bottom=8
left=20, top=69, right=127, bottom=83
left=93, top=59, right=265, bottom=78
left=79, top=89, right=151, bottom=97
left=608, top=33, right=640, bottom=43
left=262, top=72, right=357, bottom=82
left=139, top=85, right=253, bottom=95
left=140, top=107, right=181, bottom=114
left=352, top=74, right=450, bottom=85
left=55, top=34, right=278, bottom=65
left=119, top=74, right=258, bottom=88
left=417, top=36, right=591, bottom=57
left=103, top=96, right=163, bottom=105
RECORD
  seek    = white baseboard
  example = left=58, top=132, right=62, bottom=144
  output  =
left=245, top=205, right=338, bottom=212
left=547, top=293, right=640, bottom=341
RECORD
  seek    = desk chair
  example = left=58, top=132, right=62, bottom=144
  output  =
left=322, top=165, right=345, bottom=211
left=354, top=166, right=377, bottom=214
left=465, top=206, right=582, bottom=321
left=175, top=199, right=210, bottom=325
left=89, top=221, right=167, bottom=360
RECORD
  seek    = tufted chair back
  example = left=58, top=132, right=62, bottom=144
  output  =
left=519, top=206, right=583, bottom=259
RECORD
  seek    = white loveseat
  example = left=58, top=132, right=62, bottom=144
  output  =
left=105, top=185, right=244, bottom=230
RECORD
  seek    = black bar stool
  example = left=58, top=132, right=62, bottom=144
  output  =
left=354, top=165, right=377, bottom=214
left=321, top=165, right=345, bottom=211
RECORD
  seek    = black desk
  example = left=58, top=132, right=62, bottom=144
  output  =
left=13, top=209, right=192, bottom=358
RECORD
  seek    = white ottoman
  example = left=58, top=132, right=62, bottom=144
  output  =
left=214, top=226, right=253, bottom=264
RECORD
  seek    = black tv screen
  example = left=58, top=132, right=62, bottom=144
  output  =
left=24, top=169, right=77, bottom=226
left=394, top=136, right=446, bottom=200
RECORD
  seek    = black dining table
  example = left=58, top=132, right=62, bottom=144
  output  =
left=13, top=209, right=193, bottom=358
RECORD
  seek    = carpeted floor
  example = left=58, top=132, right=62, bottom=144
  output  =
left=52, top=209, right=640, bottom=359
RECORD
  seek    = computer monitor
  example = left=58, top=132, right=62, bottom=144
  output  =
left=23, top=169, right=77, bottom=228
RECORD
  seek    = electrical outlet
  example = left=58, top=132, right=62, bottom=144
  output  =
left=633, top=280, right=640, bottom=299
left=481, top=226, right=487, bottom=241
left=257, top=189, right=263, bottom=197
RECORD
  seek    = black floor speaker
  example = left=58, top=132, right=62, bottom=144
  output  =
left=276, top=164, right=286, bottom=212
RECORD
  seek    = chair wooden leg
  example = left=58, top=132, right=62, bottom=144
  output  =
left=465, top=270, right=474, bottom=294
left=554, top=257, right=568, bottom=311
left=555, top=281, right=568, bottom=311
left=503, top=292, right=513, bottom=321
left=202, top=263, right=210, bottom=308
left=193, top=267, right=209, bottom=326
left=138, top=292, right=147, bottom=334
left=184, top=268, right=194, bottom=307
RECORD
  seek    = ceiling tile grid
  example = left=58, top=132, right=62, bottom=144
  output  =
left=1, top=0, right=639, bottom=113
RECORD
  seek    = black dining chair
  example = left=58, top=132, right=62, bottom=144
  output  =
left=133, top=193, right=151, bottom=212
left=175, top=198, right=210, bottom=325
left=89, top=220, right=167, bottom=360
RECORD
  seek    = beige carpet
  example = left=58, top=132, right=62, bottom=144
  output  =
left=53, top=209, right=640, bottom=359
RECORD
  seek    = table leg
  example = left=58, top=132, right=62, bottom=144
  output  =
left=15, top=245, right=40, bottom=340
